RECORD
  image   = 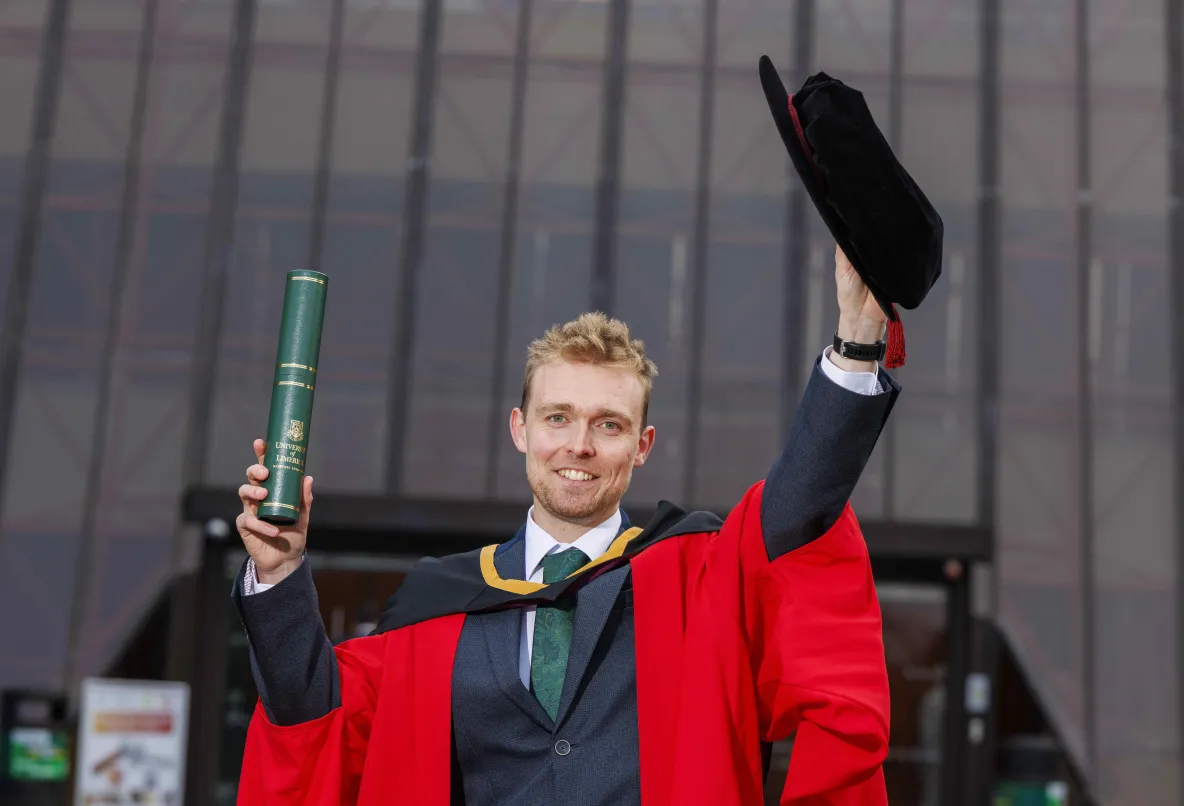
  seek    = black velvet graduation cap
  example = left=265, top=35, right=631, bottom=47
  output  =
left=758, top=55, right=943, bottom=368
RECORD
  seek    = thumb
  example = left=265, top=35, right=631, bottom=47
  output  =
left=297, top=476, right=314, bottom=531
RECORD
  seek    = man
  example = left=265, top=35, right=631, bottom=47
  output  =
left=231, top=245, right=898, bottom=806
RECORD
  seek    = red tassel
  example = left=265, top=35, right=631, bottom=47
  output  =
left=787, top=96, right=825, bottom=187
left=885, top=314, right=906, bottom=369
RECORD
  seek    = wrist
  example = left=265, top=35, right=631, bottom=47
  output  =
left=836, top=314, right=887, bottom=345
left=256, top=556, right=302, bottom=586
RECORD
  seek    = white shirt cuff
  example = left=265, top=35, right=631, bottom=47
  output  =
left=243, top=556, right=302, bottom=595
left=820, top=346, right=883, bottom=396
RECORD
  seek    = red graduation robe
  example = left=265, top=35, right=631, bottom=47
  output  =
left=235, top=482, right=890, bottom=805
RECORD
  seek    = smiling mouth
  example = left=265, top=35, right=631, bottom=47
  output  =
left=555, top=469, right=597, bottom=482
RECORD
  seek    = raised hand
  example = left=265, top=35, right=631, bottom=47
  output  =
left=236, top=438, right=313, bottom=585
left=834, top=245, right=888, bottom=342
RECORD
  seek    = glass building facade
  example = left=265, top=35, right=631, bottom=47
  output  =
left=0, top=0, right=1180, bottom=802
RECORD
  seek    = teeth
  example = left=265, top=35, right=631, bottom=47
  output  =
left=558, top=469, right=594, bottom=481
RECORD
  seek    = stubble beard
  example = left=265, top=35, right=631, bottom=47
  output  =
left=527, top=463, right=630, bottom=525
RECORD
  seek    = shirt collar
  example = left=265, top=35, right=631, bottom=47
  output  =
left=523, top=506, right=622, bottom=581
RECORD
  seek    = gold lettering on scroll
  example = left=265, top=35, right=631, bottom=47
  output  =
left=274, top=452, right=306, bottom=470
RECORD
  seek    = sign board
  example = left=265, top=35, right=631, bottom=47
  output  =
left=8, top=726, right=70, bottom=781
left=994, top=780, right=1070, bottom=806
left=74, top=679, right=190, bottom=806
left=1, top=690, right=70, bottom=783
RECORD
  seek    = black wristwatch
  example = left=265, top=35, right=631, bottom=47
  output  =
left=833, top=331, right=886, bottom=362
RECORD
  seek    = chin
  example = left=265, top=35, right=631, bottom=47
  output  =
left=533, top=484, right=600, bottom=521
left=548, top=492, right=605, bottom=521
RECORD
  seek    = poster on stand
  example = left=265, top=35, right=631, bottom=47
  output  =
left=73, top=678, right=189, bottom=806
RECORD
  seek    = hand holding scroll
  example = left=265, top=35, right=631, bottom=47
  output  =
left=237, top=438, right=314, bottom=584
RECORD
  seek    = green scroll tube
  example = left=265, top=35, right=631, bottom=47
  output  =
left=259, top=270, right=328, bottom=525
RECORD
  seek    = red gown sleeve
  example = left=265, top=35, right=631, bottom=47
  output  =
left=236, top=633, right=386, bottom=806
left=735, top=482, right=891, bottom=805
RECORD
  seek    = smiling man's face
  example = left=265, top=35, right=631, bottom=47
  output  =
left=511, top=358, right=655, bottom=531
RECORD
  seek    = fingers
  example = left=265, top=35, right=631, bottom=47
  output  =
left=253, top=438, right=265, bottom=465
left=239, top=482, right=266, bottom=518
left=834, top=244, right=855, bottom=276
left=236, top=511, right=280, bottom=539
left=246, top=440, right=269, bottom=487
left=239, top=482, right=267, bottom=504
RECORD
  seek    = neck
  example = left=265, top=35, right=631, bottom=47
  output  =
left=531, top=502, right=617, bottom=544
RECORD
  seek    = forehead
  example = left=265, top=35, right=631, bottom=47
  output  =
left=530, top=360, right=645, bottom=417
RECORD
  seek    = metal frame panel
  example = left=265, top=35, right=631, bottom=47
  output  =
left=1169, top=0, right=1184, bottom=791
left=1074, top=0, right=1097, bottom=780
left=166, top=0, right=258, bottom=746
left=957, top=0, right=1002, bottom=801
left=779, top=0, right=813, bottom=441
left=306, top=0, right=346, bottom=275
left=682, top=0, right=719, bottom=505
left=63, top=0, right=162, bottom=707
left=384, top=0, right=443, bottom=494
left=0, top=0, right=74, bottom=564
left=484, top=0, right=534, bottom=496
left=589, top=0, right=629, bottom=315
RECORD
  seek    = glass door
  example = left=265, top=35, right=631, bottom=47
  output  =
left=880, top=582, right=950, bottom=806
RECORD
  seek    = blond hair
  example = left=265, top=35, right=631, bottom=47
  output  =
left=521, top=312, right=659, bottom=423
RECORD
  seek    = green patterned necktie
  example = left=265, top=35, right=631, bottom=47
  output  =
left=530, top=547, right=589, bottom=721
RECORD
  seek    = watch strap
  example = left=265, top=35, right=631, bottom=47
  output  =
left=833, top=331, right=886, bottom=362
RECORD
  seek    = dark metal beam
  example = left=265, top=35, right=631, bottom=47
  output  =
left=190, top=528, right=233, bottom=806
left=881, top=0, right=904, bottom=518
left=484, top=0, right=534, bottom=496
left=63, top=0, right=160, bottom=707
left=182, top=484, right=993, bottom=561
left=0, top=0, right=73, bottom=569
left=975, top=0, right=1001, bottom=600
left=165, top=3, right=258, bottom=803
left=941, top=566, right=971, bottom=806
left=176, top=0, right=258, bottom=491
left=682, top=0, right=718, bottom=505
left=962, top=584, right=1002, bottom=806
left=0, top=23, right=1173, bottom=110
left=1167, top=0, right=1184, bottom=789
left=781, top=0, right=814, bottom=442
left=384, top=0, right=443, bottom=494
left=3, top=183, right=1158, bottom=260
left=956, top=0, right=1002, bottom=801
left=306, top=0, right=346, bottom=274
left=1074, top=0, right=1096, bottom=781
left=589, top=0, right=630, bottom=315
left=167, top=0, right=257, bottom=698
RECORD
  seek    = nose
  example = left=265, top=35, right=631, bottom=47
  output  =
left=567, top=423, right=595, bottom=457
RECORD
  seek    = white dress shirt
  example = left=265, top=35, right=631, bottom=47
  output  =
left=245, top=346, right=884, bottom=688
left=517, top=506, right=621, bottom=688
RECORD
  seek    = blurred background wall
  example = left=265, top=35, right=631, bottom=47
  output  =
left=0, top=0, right=1179, bottom=803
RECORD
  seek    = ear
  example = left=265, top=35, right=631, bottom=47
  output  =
left=633, top=424, right=656, bottom=468
left=509, top=408, right=528, bottom=454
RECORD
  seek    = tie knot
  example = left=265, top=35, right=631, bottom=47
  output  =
left=541, top=547, right=589, bottom=583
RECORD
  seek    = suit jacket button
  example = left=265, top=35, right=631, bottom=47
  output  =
left=554, top=740, right=571, bottom=756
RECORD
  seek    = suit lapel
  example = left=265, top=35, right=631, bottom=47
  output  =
left=477, top=536, right=553, bottom=730
left=554, top=563, right=629, bottom=726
